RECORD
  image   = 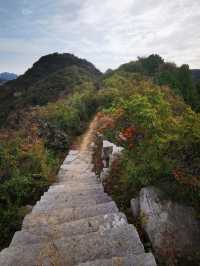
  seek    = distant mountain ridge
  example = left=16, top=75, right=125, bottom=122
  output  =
left=0, top=72, right=17, bottom=85
left=191, top=69, right=200, bottom=83
left=0, top=72, right=17, bottom=81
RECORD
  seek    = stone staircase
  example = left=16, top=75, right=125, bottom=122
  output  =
left=0, top=149, right=157, bottom=265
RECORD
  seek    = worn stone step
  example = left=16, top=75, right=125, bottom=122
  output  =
left=12, top=212, right=128, bottom=247
left=41, top=189, right=106, bottom=203
left=58, top=172, right=97, bottom=181
left=53, top=179, right=101, bottom=187
left=1, top=225, right=144, bottom=266
left=32, top=195, right=112, bottom=213
left=23, top=201, right=119, bottom=227
left=59, top=174, right=98, bottom=182
left=43, top=187, right=105, bottom=199
left=68, top=150, right=80, bottom=155
left=56, top=171, right=96, bottom=178
left=48, top=183, right=104, bottom=192
left=62, top=153, right=79, bottom=163
left=23, top=212, right=127, bottom=238
left=60, top=162, right=93, bottom=171
left=60, top=170, right=95, bottom=176
left=40, top=189, right=109, bottom=201
left=58, top=174, right=97, bottom=183
left=38, top=192, right=111, bottom=206
left=76, top=253, right=157, bottom=266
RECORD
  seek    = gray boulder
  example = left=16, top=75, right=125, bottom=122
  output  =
left=131, top=186, right=200, bottom=259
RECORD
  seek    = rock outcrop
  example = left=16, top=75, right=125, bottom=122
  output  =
left=100, top=140, right=123, bottom=182
left=131, top=186, right=200, bottom=261
left=0, top=148, right=156, bottom=265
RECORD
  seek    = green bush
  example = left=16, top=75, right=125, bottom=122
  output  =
left=99, top=72, right=200, bottom=208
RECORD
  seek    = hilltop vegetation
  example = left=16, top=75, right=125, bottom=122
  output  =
left=117, top=55, right=200, bottom=111
left=0, top=53, right=101, bottom=125
left=0, top=53, right=199, bottom=256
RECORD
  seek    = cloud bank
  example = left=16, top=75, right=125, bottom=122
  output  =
left=0, top=0, right=200, bottom=73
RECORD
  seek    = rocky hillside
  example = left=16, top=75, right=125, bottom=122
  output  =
left=0, top=53, right=101, bottom=125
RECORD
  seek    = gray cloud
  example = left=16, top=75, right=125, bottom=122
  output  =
left=0, top=0, right=200, bottom=74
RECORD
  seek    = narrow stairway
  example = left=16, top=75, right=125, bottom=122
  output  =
left=0, top=128, right=157, bottom=265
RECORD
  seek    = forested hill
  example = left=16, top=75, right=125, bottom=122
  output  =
left=4, top=53, right=101, bottom=89
left=115, top=55, right=200, bottom=112
left=0, top=53, right=101, bottom=125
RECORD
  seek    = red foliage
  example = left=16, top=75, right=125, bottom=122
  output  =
left=119, top=126, right=136, bottom=149
left=121, top=127, right=136, bottom=140
left=173, top=168, right=200, bottom=188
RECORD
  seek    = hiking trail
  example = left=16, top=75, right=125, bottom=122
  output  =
left=0, top=116, right=156, bottom=266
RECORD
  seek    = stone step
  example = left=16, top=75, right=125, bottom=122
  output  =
left=38, top=192, right=111, bottom=206
left=58, top=172, right=97, bottom=181
left=59, top=172, right=97, bottom=179
left=0, top=225, right=144, bottom=266
left=62, top=153, right=79, bottom=163
left=41, top=188, right=106, bottom=199
left=53, top=179, right=101, bottom=187
left=60, top=163, right=93, bottom=171
left=40, top=189, right=108, bottom=200
left=48, top=183, right=104, bottom=192
left=23, top=201, right=119, bottom=227
left=58, top=174, right=97, bottom=183
left=76, top=253, right=157, bottom=266
left=23, top=212, right=127, bottom=238
left=68, top=150, right=80, bottom=155
left=11, top=212, right=128, bottom=247
left=32, top=195, right=112, bottom=213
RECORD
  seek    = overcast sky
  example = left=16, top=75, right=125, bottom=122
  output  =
left=0, top=0, right=200, bottom=74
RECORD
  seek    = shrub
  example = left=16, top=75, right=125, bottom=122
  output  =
left=98, top=72, right=200, bottom=208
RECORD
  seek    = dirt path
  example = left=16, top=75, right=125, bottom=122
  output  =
left=71, top=115, right=99, bottom=151
left=80, top=115, right=99, bottom=151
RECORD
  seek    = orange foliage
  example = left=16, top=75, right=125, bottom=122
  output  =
left=96, top=109, right=125, bottom=133
left=96, top=112, right=116, bottom=132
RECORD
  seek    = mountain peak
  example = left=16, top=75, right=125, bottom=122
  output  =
left=0, top=72, right=17, bottom=83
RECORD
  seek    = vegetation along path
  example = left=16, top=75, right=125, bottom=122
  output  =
left=0, top=118, right=157, bottom=266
